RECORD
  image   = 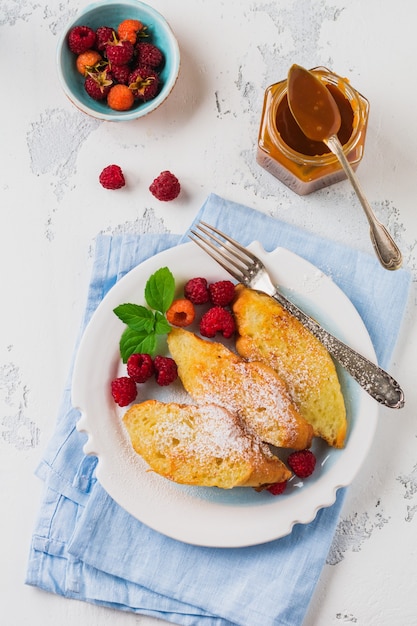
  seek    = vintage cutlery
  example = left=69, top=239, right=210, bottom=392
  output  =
left=189, top=221, right=404, bottom=409
left=287, top=64, right=402, bottom=271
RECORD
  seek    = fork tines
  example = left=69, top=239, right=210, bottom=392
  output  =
left=189, top=221, right=255, bottom=283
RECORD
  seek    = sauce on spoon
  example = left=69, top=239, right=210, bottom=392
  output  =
left=287, top=64, right=341, bottom=142
left=275, top=83, right=353, bottom=156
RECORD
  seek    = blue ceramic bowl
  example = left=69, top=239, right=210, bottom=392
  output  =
left=56, top=0, right=180, bottom=121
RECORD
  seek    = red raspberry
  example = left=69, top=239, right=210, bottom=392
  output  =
left=129, top=66, right=160, bottom=101
left=149, top=171, right=181, bottom=201
left=154, top=355, right=178, bottom=386
left=287, top=449, right=316, bottom=478
left=68, top=25, right=96, bottom=54
left=199, top=306, right=235, bottom=339
left=209, top=280, right=236, bottom=306
left=106, top=39, right=134, bottom=65
left=99, top=164, right=125, bottom=190
left=84, top=68, right=113, bottom=101
left=109, top=63, right=131, bottom=85
left=184, top=277, right=210, bottom=304
left=267, top=481, right=287, bottom=495
left=111, top=376, right=137, bottom=407
left=127, top=353, right=154, bottom=383
left=96, top=26, right=116, bottom=52
left=134, top=42, right=164, bottom=69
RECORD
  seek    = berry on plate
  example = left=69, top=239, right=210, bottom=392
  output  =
left=166, top=299, right=196, bottom=327
left=107, top=84, right=135, bottom=111
left=154, top=355, right=178, bottom=386
left=111, top=376, right=137, bottom=407
left=267, top=481, right=288, bottom=495
left=127, top=353, right=154, bottom=383
left=149, top=171, right=181, bottom=201
left=99, top=164, right=126, bottom=190
left=68, top=25, right=96, bottom=54
left=199, top=306, right=235, bottom=338
left=184, top=277, right=210, bottom=304
left=209, top=280, right=236, bottom=306
left=287, top=449, right=316, bottom=478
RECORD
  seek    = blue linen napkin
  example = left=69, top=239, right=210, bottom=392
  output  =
left=26, top=193, right=411, bottom=626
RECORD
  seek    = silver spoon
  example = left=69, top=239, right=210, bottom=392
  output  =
left=287, top=64, right=402, bottom=271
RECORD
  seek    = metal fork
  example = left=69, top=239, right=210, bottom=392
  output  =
left=189, top=221, right=404, bottom=409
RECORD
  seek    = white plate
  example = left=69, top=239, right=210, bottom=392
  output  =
left=72, top=241, right=378, bottom=548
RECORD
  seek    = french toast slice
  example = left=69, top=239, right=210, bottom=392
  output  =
left=123, top=400, right=291, bottom=489
left=167, top=328, right=313, bottom=450
left=232, top=285, right=347, bottom=448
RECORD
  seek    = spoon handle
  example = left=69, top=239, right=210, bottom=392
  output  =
left=326, top=135, right=403, bottom=271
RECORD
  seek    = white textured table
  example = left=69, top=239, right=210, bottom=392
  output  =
left=2, top=1, right=416, bottom=624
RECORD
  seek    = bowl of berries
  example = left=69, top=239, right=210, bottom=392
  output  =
left=56, top=0, right=180, bottom=121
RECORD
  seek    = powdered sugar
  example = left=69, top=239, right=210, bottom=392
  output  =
left=151, top=404, right=255, bottom=462
left=192, top=359, right=300, bottom=446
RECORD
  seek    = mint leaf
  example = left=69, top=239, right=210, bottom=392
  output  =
left=154, top=311, right=171, bottom=335
left=114, top=267, right=177, bottom=362
left=113, top=303, right=155, bottom=332
left=119, top=327, right=157, bottom=363
left=144, top=267, right=175, bottom=313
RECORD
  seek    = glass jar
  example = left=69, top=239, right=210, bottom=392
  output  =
left=256, top=67, right=370, bottom=195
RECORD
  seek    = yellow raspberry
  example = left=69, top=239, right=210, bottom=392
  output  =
left=117, top=19, right=143, bottom=44
left=166, top=299, right=196, bottom=327
left=76, top=50, right=103, bottom=76
left=107, top=84, right=134, bottom=111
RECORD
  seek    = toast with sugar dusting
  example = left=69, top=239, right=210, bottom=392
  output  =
left=167, top=328, right=313, bottom=450
left=232, top=285, right=347, bottom=448
left=123, top=400, right=291, bottom=489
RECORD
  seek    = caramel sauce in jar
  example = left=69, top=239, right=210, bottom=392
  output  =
left=257, top=67, right=370, bottom=195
